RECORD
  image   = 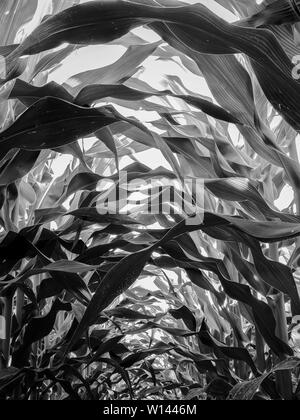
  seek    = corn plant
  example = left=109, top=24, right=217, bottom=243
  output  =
left=0, top=0, right=300, bottom=401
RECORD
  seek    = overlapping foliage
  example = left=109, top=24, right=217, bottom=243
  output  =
left=0, top=0, right=300, bottom=400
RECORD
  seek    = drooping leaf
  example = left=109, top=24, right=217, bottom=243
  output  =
left=41, top=260, right=98, bottom=274
left=74, top=83, right=242, bottom=124
left=0, top=97, right=118, bottom=160
left=199, top=321, right=258, bottom=375
left=65, top=42, right=161, bottom=93
left=228, top=358, right=300, bottom=400
left=169, top=306, right=196, bottom=331
left=68, top=208, right=141, bottom=226
left=22, top=299, right=72, bottom=349
left=9, top=78, right=74, bottom=106
left=0, top=150, right=40, bottom=186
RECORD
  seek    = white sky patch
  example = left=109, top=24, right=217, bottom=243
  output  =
left=274, top=185, right=294, bottom=211
left=121, top=148, right=172, bottom=170
left=51, top=154, right=73, bottom=178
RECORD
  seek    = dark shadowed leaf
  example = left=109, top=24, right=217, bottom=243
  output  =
left=0, top=97, right=118, bottom=160
left=228, top=358, right=300, bottom=400
left=169, top=306, right=197, bottom=331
